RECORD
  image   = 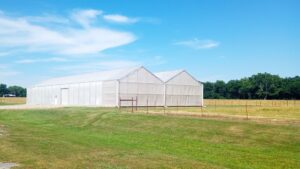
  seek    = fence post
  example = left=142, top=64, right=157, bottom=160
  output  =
left=131, top=97, right=134, bottom=113
left=136, top=96, right=138, bottom=111
left=201, top=106, right=203, bottom=117
left=177, top=99, right=179, bottom=112
left=146, top=98, right=149, bottom=114
left=246, top=101, right=248, bottom=120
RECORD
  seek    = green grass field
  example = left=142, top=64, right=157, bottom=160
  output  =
left=0, top=107, right=299, bottom=169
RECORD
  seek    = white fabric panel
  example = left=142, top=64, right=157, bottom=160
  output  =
left=69, top=84, right=74, bottom=105
left=95, top=82, right=102, bottom=105
left=90, top=82, right=96, bottom=105
left=102, top=80, right=117, bottom=106
left=119, top=67, right=164, bottom=106
left=166, top=85, right=201, bottom=95
left=165, top=72, right=202, bottom=106
left=27, top=81, right=104, bottom=106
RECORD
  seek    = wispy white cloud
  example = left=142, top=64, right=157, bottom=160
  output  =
left=54, top=60, right=141, bottom=74
left=103, top=14, right=139, bottom=24
left=16, top=57, right=69, bottom=64
left=0, top=9, right=136, bottom=55
left=175, top=38, right=219, bottom=49
left=71, top=9, right=102, bottom=27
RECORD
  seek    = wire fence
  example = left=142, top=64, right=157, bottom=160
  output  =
left=204, top=99, right=300, bottom=107
left=119, top=99, right=300, bottom=121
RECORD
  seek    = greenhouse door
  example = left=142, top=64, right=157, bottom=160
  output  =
left=61, top=88, right=69, bottom=105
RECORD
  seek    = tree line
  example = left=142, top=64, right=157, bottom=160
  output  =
left=1, top=72, right=300, bottom=99
left=203, top=73, right=300, bottom=100
left=0, top=84, right=26, bottom=97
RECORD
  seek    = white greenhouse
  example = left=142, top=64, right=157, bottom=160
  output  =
left=27, top=66, right=165, bottom=107
left=155, top=70, right=204, bottom=107
left=27, top=66, right=203, bottom=107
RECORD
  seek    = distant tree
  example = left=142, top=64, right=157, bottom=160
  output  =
left=239, top=78, right=252, bottom=99
left=203, top=82, right=215, bottom=98
left=249, top=73, right=282, bottom=99
left=8, top=86, right=26, bottom=97
left=0, top=84, right=8, bottom=97
left=203, top=73, right=299, bottom=100
left=289, top=76, right=300, bottom=99
left=226, top=80, right=241, bottom=99
left=214, top=80, right=226, bottom=98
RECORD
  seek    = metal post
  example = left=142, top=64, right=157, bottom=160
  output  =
left=119, top=97, right=121, bottom=112
left=131, top=97, right=134, bottom=113
left=201, top=106, right=203, bottom=117
left=146, top=98, right=149, bottom=114
left=246, top=101, right=248, bottom=120
left=136, top=96, right=138, bottom=111
left=177, top=99, right=179, bottom=112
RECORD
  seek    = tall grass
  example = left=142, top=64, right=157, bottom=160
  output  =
left=205, top=99, right=300, bottom=107
left=0, top=97, right=26, bottom=105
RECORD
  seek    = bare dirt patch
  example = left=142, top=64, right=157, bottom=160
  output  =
left=0, top=163, right=18, bottom=169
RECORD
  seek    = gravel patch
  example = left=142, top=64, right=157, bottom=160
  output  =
left=0, top=163, right=18, bottom=169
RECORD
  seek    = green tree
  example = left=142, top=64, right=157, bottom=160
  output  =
left=8, top=86, right=27, bottom=97
left=226, top=80, right=241, bottom=99
left=250, top=73, right=282, bottom=99
left=239, top=78, right=252, bottom=99
left=203, top=82, right=215, bottom=98
left=214, top=80, right=226, bottom=98
left=0, top=84, right=8, bottom=97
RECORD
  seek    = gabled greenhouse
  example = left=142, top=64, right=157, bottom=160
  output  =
left=27, top=66, right=165, bottom=106
left=155, top=70, right=203, bottom=107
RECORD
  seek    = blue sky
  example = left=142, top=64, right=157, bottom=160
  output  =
left=0, top=0, right=299, bottom=87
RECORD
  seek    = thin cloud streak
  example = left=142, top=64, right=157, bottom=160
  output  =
left=175, top=38, right=220, bottom=49
left=16, top=57, right=69, bottom=64
left=103, top=14, right=139, bottom=24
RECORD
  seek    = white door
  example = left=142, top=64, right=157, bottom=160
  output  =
left=61, top=88, right=69, bottom=105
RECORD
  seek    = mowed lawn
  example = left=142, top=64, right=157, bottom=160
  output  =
left=0, top=108, right=299, bottom=169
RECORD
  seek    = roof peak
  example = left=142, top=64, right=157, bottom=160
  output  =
left=34, top=66, right=142, bottom=87
left=154, top=69, right=185, bottom=82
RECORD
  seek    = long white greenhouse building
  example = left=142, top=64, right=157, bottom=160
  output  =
left=27, top=66, right=203, bottom=107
